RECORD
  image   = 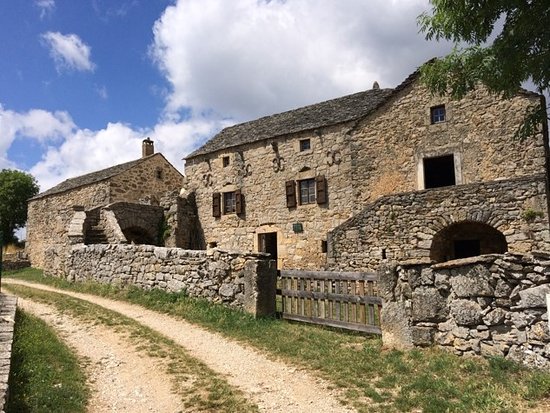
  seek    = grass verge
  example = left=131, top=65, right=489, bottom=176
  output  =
left=5, top=283, right=258, bottom=413
left=7, top=268, right=550, bottom=412
left=6, top=308, right=89, bottom=413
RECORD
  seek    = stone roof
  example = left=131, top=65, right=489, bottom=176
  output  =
left=31, top=153, right=162, bottom=200
left=186, top=87, right=396, bottom=159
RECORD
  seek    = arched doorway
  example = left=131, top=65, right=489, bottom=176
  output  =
left=430, top=221, right=507, bottom=262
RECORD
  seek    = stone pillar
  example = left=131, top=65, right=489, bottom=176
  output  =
left=378, top=262, right=415, bottom=349
left=243, top=258, right=277, bottom=317
left=68, top=206, right=86, bottom=245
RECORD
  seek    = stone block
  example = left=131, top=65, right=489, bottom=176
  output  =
left=483, top=308, right=507, bottom=326
left=411, top=327, right=434, bottom=346
left=518, top=284, right=550, bottom=308
left=411, top=287, right=448, bottom=322
left=450, top=299, right=482, bottom=326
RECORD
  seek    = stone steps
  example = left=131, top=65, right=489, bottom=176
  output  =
left=86, top=227, right=108, bottom=244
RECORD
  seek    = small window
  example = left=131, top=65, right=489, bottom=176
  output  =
left=299, top=179, right=316, bottom=204
left=321, top=240, right=328, bottom=253
left=299, top=139, right=311, bottom=152
left=155, top=168, right=163, bottom=180
left=223, top=192, right=236, bottom=214
left=430, top=105, right=446, bottom=124
left=222, top=156, right=230, bottom=167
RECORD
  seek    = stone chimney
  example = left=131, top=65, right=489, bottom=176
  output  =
left=372, top=81, right=380, bottom=90
left=142, top=137, right=154, bottom=158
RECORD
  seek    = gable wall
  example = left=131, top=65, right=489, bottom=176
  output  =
left=352, top=82, right=546, bottom=205
left=26, top=181, right=111, bottom=268
left=109, top=155, right=183, bottom=203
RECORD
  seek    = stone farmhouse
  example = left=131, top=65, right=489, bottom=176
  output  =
left=184, top=67, right=550, bottom=271
left=26, top=139, right=185, bottom=269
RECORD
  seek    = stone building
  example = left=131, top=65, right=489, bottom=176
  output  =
left=184, top=67, right=550, bottom=270
left=27, top=139, right=184, bottom=268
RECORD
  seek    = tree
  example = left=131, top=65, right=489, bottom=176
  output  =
left=418, top=0, right=549, bottom=138
left=0, top=169, right=39, bottom=243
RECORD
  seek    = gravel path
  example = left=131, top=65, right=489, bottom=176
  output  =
left=6, top=280, right=355, bottom=413
left=17, top=297, right=183, bottom=413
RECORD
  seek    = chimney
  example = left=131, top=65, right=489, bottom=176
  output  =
left=372, top=81, right=380, bottom=90
left=142, top=137, right=154, bottom=158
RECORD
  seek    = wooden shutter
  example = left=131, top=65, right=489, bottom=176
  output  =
left=285, top=180, right=296, bottom=208
left=212, top=192, right=221, bottom=217
left=235, top=190, right=244, bottom=215
left=316, top=175, right=327, bottom=204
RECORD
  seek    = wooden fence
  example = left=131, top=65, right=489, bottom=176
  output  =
left=278, top=270, right=382, bottom=334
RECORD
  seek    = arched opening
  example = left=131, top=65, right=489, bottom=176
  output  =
left=122, top=226, right=154, bottom=245
left=430, top=221, right=507, bottom=263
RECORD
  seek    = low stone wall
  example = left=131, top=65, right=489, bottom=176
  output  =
left=47, top=244, right=277, bottom=317
left=0, top=294, right=17, bottom=412
left=328, top=175, right=550, bottom=271
left=380, top=253, right=550, bottom=369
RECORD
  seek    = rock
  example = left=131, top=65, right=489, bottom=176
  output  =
left=450, top=300, right=482, bottom=326
left=483, top=308, right=507, bottom=326
left=411, top=287, right=448, bottom=322
left=411, top=327, right=434, bottom=346
left=450, top=267, right=494, bottom=298
left=517, top=284, right=550, bottom=308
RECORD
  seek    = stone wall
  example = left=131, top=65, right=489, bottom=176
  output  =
left=327, top=175, right=550, bottom=272
left=27, top=182, right=111, bottom=268
left=379, top=253, right=550, bottom=369
left=109, top=155, right=183, bottom=204
left=46, top=244, right=277, bottom=317
left=160, top=190, right=205, bottom=249
left=185, top=79, right=547, bottom=270
left=0, top=294, right=17, bottom=412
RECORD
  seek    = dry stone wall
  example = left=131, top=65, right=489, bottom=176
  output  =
left=0, top=294, right=17, bottom=413
left=379, top=253, right=550, bottom=369
left=47, top=244, right=277, bottom=316
left=327, top=175, right=550, bottom=272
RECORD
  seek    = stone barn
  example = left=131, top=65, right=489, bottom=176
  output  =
left=27, top=139, right=185, bottom=269
left=184, top=65, right=550, bottom=270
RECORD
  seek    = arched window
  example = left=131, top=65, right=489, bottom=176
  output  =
left=430, top=221, right=507, bottom=262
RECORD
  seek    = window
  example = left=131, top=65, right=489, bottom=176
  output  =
left=299, top=139, right=311, bottom=152
left=430, top=105, right=446, bottom=124
left=223, top=192, right=236, bottom=214
left=299, top=179, right=316, bottom=204
left=423, top=154, right=455, bottom=188
left=222, top=156, right=230, bottom=167
left=286, top=176, right=327, bottom=207
left=155, top=168, right=163, bottom=180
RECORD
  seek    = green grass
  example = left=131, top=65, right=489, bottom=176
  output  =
left=6, top=309, right=89, bottom=413
left=5, top=283, right=258, bottom=413
left=6, top=268, right=550, bottom=412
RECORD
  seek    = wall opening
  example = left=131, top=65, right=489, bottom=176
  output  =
left=123, top=226, right=154, bottom=245
left=423, top=154, right=455, bottom=188
left=258, top=232, right=278, bottom=262
left=430, top=221, right=507, bottom=262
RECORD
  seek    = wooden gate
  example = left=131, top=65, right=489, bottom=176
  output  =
left=278, top=270, right=382, bottom=334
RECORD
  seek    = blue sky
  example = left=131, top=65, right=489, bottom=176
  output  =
left=1, top=0, right=455, bottom=193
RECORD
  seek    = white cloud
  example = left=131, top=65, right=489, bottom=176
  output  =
left=151, top=0, right=451, bottom=121
left=22, top=112, right=226, bottom=192
left=96, top=85, right=109, bottom=100
left=0, top=104, right=75, bottom=169
left=41, top=32, right=96, bottom=73
left=35, top=0, right=55, bottom=19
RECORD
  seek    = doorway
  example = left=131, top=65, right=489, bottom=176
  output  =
left=258, top=232, right=278, bottom=262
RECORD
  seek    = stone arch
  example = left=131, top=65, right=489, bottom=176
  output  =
left=430, top=221, right=507, bottom=263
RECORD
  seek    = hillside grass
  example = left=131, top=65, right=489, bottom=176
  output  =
left=6, top=267, right=550, bottom=412
left=6, top=309, right=89, bottom=413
